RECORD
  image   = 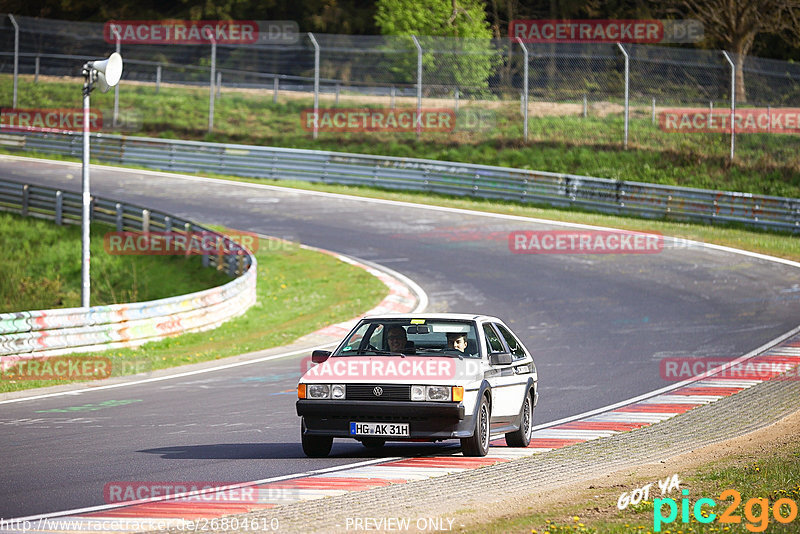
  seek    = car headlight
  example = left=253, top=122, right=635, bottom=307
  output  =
left=426, top=385, right=450, bottom=401
left=307, top=384, right=330, bottom=399
left=301, top=384, right=345, bottom=400
left=410, top=385, right=463, bottom=402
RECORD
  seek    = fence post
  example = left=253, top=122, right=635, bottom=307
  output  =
left=516, top=37, right=529, bottom=142
left=206, top=29, right=217, bottom=134
left=35, top=55, right=40, bottom=83
left=216, top=71, right=222, bottom=98
left=767, top=104, right=771, bottom=134
left=411, top=35, right=422, bottom=140
left=8, top=15, right=19, bottom=109
left=142, top=209, right=150, bottom=233
left=722, top=51, right=735, bottom=162
left=156, top=64, right=161, bottom=93
left=55, top=190, right=63, bottom=225
left=273, top=77, right=279, bottom=103
left=116, top=203, right=123, bottom=231
left=308, top=32, right=320, bottom=140
left=617, top=42, right=629, bottom=149
left=21, top=184, right=29, bottom=216
left=651, top=97, right=655, bottom=125
left=583, top=94, right=587, bottom=118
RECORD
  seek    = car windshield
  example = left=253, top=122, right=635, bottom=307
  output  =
left=334, top=319, right=481, bottom=358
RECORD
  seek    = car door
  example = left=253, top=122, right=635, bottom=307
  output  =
left=481, top=322, right=523, bottom=421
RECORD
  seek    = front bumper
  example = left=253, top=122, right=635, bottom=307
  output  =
left=296, top=400, right=472, bottom=439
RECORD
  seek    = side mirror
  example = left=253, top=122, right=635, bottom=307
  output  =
left=311, top=350, right=331, bottom=364
left=490, top=352, right=512, bottom=365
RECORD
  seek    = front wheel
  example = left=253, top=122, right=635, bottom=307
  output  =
left=301, top=418, right=332, bottom=457
left=461, top=395, right=490, bottom=456
left=505, top=391, right=533, bottom=447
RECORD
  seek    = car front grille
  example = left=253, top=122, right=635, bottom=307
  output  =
left=346, top=384, right=410, bottom=401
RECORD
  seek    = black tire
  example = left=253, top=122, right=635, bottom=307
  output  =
left=461, top=395, right=490, bottom=457
left=505, top=391, right=533, bottom=447
left=360, top=438, right=386, bottom=449
left=301, top=418, right=332, bottom=457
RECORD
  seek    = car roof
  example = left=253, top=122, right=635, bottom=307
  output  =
left=362, top=312, right=502, bottom=323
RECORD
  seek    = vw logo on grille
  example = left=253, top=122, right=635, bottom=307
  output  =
left=373, top=386, right=383, bottom=397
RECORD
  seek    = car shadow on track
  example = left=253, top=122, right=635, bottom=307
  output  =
left=139, top=442, right=462, bottom=460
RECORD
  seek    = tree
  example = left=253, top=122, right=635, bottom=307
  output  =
left=374, top=0, right=498, bottom=93
left=376, top=0, right=492, bottom=38
left=672, top=0, right=800, bottom=102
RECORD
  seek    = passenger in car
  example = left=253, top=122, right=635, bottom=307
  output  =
left=386, top=326, right=409, bottom=354
left=447, top=333, right=468, bottom=353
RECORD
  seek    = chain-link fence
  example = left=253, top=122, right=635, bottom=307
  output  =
left=1, top=14, right=799, bottom=170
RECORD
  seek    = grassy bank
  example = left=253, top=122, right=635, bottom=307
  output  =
left=0, top=211, right=229, bottom=312
left=2, top=75, right=799, bottom=198
left=0, top=219, right=388, bottom=393
left=461, top=434, right=800, bottom=533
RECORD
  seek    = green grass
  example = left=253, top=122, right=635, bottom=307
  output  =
left=2, top=75, right=799, bottom=199
left=459, top=441, right=800, bottom=534
left=0, top=219, right=388, bottom=393
left=0, top=211, right=229, bottom=311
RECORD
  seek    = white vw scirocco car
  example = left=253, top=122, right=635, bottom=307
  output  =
left=296, top=314, right=538, bottom=457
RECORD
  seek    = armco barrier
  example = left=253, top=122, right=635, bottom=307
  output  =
left=2, top=130, right=799, bottom=233
left=0, top=179, right=257, bottom=366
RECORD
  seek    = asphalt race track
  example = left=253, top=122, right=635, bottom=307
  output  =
left=2, top=157, right=800, bottom=518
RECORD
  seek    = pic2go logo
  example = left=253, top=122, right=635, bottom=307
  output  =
left=654, top=489, right=799, bottom=532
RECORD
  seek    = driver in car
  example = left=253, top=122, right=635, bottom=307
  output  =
left=447, top=332, right=468, bottom=353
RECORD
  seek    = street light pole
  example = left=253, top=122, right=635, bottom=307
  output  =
left=81, top=69, right=92, bottom=308
left=80, top=53, right=123, bottom=308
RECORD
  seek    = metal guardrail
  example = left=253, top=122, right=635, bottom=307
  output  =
left=0, top=178, right=257, bottom=362
left=3, top=130, right=799, bottom=233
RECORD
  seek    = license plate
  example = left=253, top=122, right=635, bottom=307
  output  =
left=350, top=422, right=409, bottom=437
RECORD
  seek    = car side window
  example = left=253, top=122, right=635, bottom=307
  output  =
left=482, top=324, right=504, bottom=354
left=495, top=324, right=527, bottom=360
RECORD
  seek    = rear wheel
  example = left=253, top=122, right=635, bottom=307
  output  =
left=360, top=438, right=386, bottom=449
left=301, top=418, right=332, bottom=457
left=505, top=391, right=533, bottom=447
left=461, top=395, right=490, bottom=457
